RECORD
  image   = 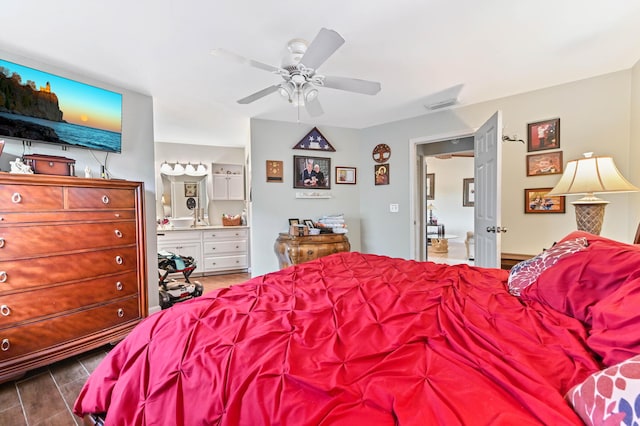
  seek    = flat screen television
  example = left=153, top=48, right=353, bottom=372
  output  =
left=0, top=58, right=122, bottom=153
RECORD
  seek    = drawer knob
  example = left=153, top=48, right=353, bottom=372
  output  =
left=0, top=238, right=4, bottom=248
left=116, top=281, right=123, bottom=291
left=102, top=195, right=110, bottom=204
left=11, top=193, right=22, bottom=204
left=115, top=256, right=124, bottom=265
left=0, top=271, right=6, bottom=283
left=1, top=339, right=9, bottom=352
left=0, top=305, right=10, bottom=316
left=114, top=229, right=123, bottom=238
left=117, top=308, right=124, bottom=318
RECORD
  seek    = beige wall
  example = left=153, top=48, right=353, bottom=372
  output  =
left=358, top=70, right=636, bottom=259
left=249, top=119, right=361, bottom=276
left=249, top=70, right=638, bottom=275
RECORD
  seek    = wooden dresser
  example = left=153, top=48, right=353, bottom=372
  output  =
left=274, top=233, right=350, bottom=269
left=0, top=173, right=147, bottom=383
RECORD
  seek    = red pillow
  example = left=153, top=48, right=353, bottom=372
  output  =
left=520, top=231, right=640, bottom=325
left=587, top=273, right=640, bottom=365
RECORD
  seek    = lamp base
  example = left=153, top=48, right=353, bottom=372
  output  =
left=572, top=201, right=608, bottom=235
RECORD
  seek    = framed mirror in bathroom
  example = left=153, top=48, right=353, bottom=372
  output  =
left=160, top=173, right=208, bottom=220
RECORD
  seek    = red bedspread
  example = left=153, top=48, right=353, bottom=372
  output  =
left=74, top=252, right=599, bottom=425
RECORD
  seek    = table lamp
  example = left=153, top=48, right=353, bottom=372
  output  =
left=427, top=203, right=436, bottom=224
left=546, top=152, right=639, bottom=235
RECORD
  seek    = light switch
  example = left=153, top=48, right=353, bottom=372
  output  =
left=390, top=203, right=399, bottom=213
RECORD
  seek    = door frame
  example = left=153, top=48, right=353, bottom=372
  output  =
left=408, top=129, right=475, bottom=261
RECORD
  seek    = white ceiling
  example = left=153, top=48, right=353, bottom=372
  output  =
left=3, top=1, right=640, bottom=147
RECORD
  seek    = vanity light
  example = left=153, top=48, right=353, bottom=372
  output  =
left=185, top=163, right=196, bottom=175
left=160, top=162, right=173, bottom=174
left=161, top=162, right=209, bottom=177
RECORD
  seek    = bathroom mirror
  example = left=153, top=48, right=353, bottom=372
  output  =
left=160, top=173, right=208, bottom=220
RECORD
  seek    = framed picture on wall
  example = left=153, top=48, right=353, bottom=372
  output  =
left=335, top=166, right=357, bottom=184
left=524, top=188, right=566, bottom=213
left=527, top=118, right=560, bottom=152
left=293, top=156, right=331, bottom=189
left=426, top=173, right=435, bottom=200
left=526, top=151, right=563, bottom=176
left=375, top=164, right=389, bottom=185
left=463, top=178, right=474, bottom=207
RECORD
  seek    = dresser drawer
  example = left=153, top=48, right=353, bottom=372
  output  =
left=0, top=271, right=138, bottom=327
left=203, top=254, right=247, bottom=271
left=0, top=184, right=63, bottom=212
left=0, top=246, right=138, bottom=293
left=288, top=242, right=351, bottom=264
left=203, top=239, right=247, bottom=256
left=0, top=221, right=137, bottom=258
left=202, top=228, right=249, bottom=240
left=0, top=210, right=136, bottom=224
left=66, top=187, right=135, bottom=209
left=0, top=296, right=140, bottom=362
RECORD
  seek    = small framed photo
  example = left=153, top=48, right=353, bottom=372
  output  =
left=288, top=218, right=300, bottom=226
left=184, top=182, right=198, bottom=197
left=303, top=219, right=315, bottom=228
left=293, top=156, right=331, bottom=189
left=527, top=118, right=560, bottom=152
left=335, top=166, right=357, bottom=184
left=463, top=178, right=475, bottom=207
left=266, top=160, right=283, bottom=183
left=375, top=163, right=389, bottom=185
left=524, top=188, right=565, bottom=213
left=426, top=173, right=435, bottom=200
left=526, top=151, right=563, bottom=176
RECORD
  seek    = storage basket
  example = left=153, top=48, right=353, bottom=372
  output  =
left=222, top=216, right=241, bottom=226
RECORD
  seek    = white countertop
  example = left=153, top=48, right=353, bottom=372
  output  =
left=157, top=225, right=249, bottom=233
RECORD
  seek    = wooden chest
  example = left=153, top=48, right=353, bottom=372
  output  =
left=23, top=154, right=76, bottom=176
left=0, top=173, right=148, bottom=383
left=274, top=233, right=350, bottom=269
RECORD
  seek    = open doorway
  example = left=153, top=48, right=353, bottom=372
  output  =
left=416, top=136, right=475, bottom=264
left=409, top=111, right=503, bottom=267
left=425, top=151, right=475, bottom=265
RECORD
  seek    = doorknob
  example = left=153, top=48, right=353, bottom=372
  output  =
left=486, top=226, right=507, bottom=233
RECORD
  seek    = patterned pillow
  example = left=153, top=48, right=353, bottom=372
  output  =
left=566, top=354, right=640, bottom=425
left=507, top=237, right=588, bottom=296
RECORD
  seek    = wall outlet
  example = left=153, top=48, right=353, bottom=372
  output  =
left=389, top=203, right=399, bottom=213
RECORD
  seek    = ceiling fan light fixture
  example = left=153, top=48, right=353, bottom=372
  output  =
left=303, top=84, right=318, bottom=103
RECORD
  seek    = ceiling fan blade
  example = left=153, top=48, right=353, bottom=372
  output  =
left=299, top=28, right=345, bottom=70
left=237, top=85, right=281, bottom=104
left=305, top=97, right=324, bottom=117
left=212, top=48, right=281, bottom=73
left=322, top=76, right=381, bottom=95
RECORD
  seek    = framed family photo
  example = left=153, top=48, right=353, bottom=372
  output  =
left=293, top=156, right=331, bottom=189
left=527, top=118, right=560, bottom=152
left=526, top=151, right=563, bottom=176
left=524, top=188, right=565, bottom=213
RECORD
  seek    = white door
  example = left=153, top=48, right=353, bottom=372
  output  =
left=474, top=111, right=502, bottom=267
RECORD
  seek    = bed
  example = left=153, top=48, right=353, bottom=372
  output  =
left=74, top=231, right=640, bottom=425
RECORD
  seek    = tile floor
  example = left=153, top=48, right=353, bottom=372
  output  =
left=0, top=272, right=250, bottom=426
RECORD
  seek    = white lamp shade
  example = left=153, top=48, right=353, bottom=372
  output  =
left=547, top=154, right=639, bottom=197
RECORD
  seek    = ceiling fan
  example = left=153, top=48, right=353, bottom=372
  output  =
left=212, top=28, right=382, bottom=117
